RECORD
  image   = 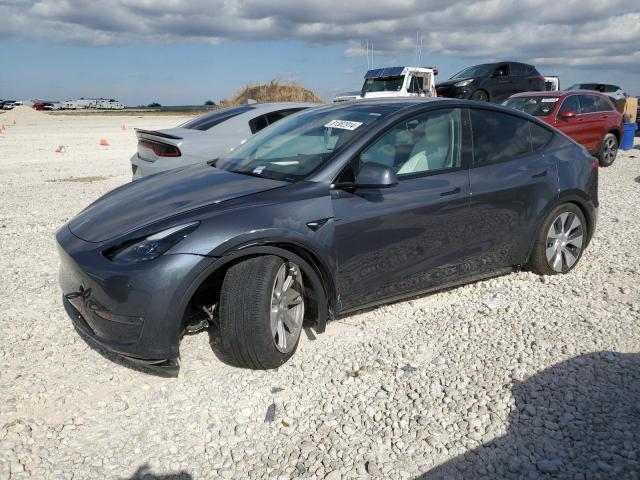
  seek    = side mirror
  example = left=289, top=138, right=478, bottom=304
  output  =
left=334, top=162, right=398, bottom=190
left=559, top=110, right=576, bottom=120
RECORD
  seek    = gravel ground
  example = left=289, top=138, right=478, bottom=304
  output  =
left=1, top=109, right=639, bottom=480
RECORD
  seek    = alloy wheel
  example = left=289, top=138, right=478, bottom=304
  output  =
left=545, top=212, right=584, bottom=272
left=270, top=262, right=304, bottom=353
left=603, top=136, right=617, bottom=165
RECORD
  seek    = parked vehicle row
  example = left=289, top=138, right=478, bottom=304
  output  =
left=58, top=99, right=599, bottom=372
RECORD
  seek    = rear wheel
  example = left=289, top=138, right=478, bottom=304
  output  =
left=529, top=204, right=587, bottom=275
left=598, top=133, right=618, bottom=167
left=470, top=90, right=489, bottom=102
left=218, top=256, right=305, bottom=369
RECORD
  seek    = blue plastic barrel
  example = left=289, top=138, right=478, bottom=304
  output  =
left=620, top=122, right=637, bottom=150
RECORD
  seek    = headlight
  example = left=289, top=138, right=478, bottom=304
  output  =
left=454, top=79, right=474, bottom=87
left=104, top=222, right=200, bottom=264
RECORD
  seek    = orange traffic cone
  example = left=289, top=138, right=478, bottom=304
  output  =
left=99, top=139, right=110, bottom=146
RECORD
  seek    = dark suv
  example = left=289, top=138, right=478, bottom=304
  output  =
left=436, top=62, right=546, bottom=103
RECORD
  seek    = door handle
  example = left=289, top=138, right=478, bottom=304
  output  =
left=440, top=187, right=461, bottom=197
left=532, top=170, right=547, bottom=179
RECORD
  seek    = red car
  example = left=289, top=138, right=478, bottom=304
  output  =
left=504, top=90, right=623, bottom=166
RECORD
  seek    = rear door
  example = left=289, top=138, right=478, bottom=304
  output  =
left=465, top=108, right=558, bottom=273
left=576, top=95, right=604, bottom=151
left=332, top=107, right=472, bottom=310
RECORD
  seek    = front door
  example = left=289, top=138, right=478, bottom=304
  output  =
left=331, top=107, right=471, bottom=311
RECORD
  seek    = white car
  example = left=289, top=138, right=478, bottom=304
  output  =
left=567, top=83, right=627, bottom=101
left=130, top=102, right=318, bottom=180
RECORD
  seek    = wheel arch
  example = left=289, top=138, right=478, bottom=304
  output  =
left=608, top=128, right=621, bottom=143
left=525, top=193, right=596, bottom=264
left=179, top=242, right=335, bottom=334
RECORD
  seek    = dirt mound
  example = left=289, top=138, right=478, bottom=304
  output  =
left=0, top=105, right=50, bottom=125
left=220, top=80, right=323, bottom=106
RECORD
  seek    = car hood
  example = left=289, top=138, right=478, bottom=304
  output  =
left=69, top=163, right=288, bottom=243
left=436, top=78, right=472, bottom=88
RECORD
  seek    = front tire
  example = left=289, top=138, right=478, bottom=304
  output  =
left=218, top=256, right=305, bottom=369
left=470, top=89, right=489, bottom=102
left=529, top=204, right=587, bottom=275
left=598, top=133, right=618, bottom=167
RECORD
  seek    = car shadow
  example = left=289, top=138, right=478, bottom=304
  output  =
left=417, top=352, right=640, bottom=479
left=117, top=463, right=192, bottom=479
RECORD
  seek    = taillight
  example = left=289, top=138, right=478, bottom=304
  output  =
left=139, top=139, right=181, bottom=157
left=592, top=160, right=599, bottom=169
left=539, top=76, right=545, bottom=82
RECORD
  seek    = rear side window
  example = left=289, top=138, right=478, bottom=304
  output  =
left=248, top=108, right=307, bottom=134
left=530, top=123, right=554, bottom=151
left=470, top=109, right=531, bottom=165
left=511, top=63, right=526, bottom=76
left=579, top=95, right=598, bottom=114
left=603, top=84, right=619, bottom=93
left=593, top=96, right=614, bottom=112
left=559, top=96, right=580, bottom=115
left=181, top=105, right=255, bottom=131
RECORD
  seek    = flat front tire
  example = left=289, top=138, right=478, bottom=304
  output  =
left=218, top=255, right=305, bottom=369
left=529, top=203, right=587, bottom=275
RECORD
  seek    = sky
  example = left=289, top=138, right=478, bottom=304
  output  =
left=0, top=0, right=639, bottom=105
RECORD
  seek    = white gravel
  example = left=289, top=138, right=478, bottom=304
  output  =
left=0, top=109, right=639, bottom=479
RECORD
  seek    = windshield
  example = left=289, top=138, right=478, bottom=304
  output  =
left=451, top=64, right=492, bottom=79
left=361, top=76, right=405, bottom=94
left=215, top=105, right=393, bottom=182
left=567, top=83, right=597, bottom=91
left=503, top=96, right=559, bottom=116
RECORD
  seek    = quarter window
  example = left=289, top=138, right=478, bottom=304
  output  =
left=530, top=123, right=554, bottom=151
left=357, top=108, right=462, bottom=178
left=470, top=109, right=531, bottom=166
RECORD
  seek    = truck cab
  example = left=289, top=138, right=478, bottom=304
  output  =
left=333, top=66, right=437, bottom=102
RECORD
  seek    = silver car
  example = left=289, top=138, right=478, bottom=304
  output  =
left=131, top=102, right=317, bottom=179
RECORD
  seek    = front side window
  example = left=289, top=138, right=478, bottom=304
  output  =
left=470, top=109, right=530, bottom=166
left=354, top=108, right=462, bottom=178
left=559, top=96, right=581, bottom=115
left=494, top=64, right=510, bottom=77
left=216, top=104, right=393, bottom=182
left=530, top=123, right=554, bottom=151
left=361, top=76, right=404, bottom=94
left=408, top=76, right=425, bottom=93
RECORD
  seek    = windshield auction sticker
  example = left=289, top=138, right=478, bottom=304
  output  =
left=541, top=98, right=559, bottom=103
left=324, top=120, right=363, bottom=130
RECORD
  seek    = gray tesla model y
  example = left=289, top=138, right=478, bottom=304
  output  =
left=57, top=99, right=598, bottom=374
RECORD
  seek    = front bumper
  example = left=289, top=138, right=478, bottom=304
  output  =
left=435, top=85, right=473, bottom=99
left=57, top=225, right=212, bottom=373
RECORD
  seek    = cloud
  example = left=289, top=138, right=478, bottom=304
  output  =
left=0, top=0, right=638, bottom=73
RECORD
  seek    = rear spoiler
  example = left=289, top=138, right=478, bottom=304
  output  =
left=134, top=128, right=183, bottom=140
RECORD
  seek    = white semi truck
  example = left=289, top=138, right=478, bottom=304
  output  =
left=334, top=66, right=438, bottom=102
